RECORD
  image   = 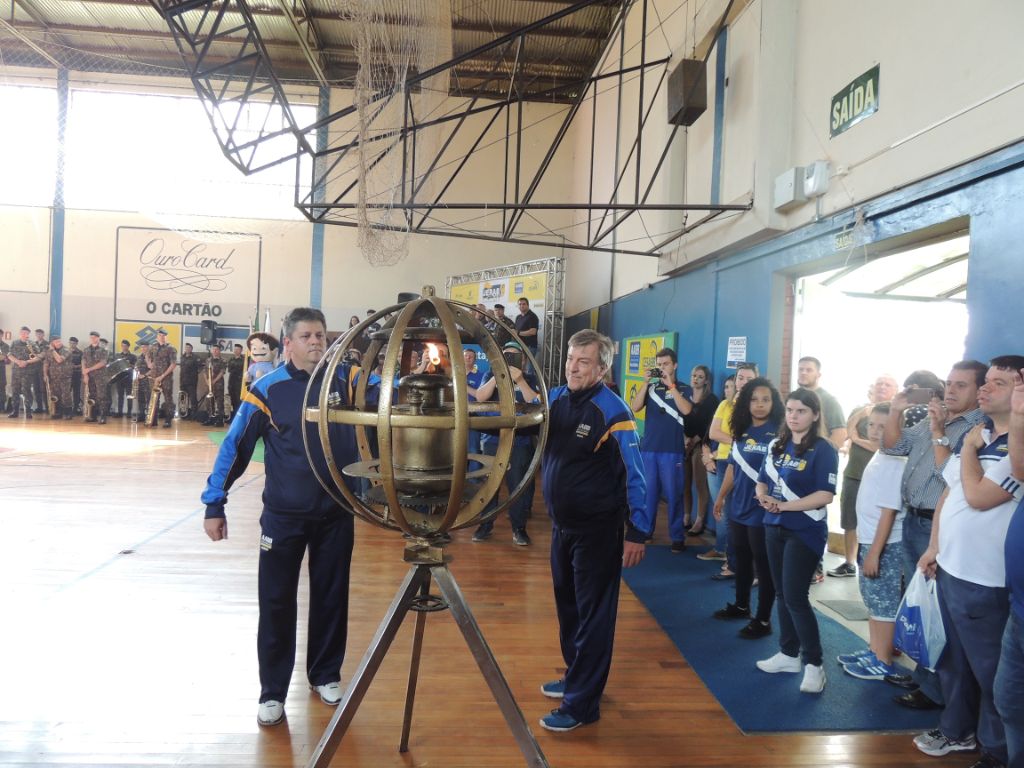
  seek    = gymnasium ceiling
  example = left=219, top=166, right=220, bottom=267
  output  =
left=0, top=0, right=623, bottom=102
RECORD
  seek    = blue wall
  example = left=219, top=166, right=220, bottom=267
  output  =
left=582, top=141, right=1024, bottom=390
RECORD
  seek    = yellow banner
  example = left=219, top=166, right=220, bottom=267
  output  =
left=450, top=284, right=479, bottom=305
left=114, top=321, right=184, bottom=354
left=621, top=332, right=677, bottom=436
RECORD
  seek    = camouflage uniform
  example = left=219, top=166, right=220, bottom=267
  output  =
left=82, top=343, right=111, bottom=422
left=0, top=339, right=9, bottom=411
left=178, top=350, right=199, bottom=419
left=32, top=336, right=47, bottom=411
left=68, top=345, right=83, bottom=413
left=7, top=339, right=40, bottom=418
left=133, top=349, right=151, bottom=422
left=206, top=354, right=227, bottom=420
left=149, top=341, right=177, bottom=425
left=227, top=352, right=245, bottom=416
left=45, top=345, right=73, bottom=418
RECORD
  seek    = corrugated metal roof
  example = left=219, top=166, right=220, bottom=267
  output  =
left=0, top=0, right=620, bottom=98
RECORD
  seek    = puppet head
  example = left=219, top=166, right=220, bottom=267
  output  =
left=247, top=332, right=279, bottom=363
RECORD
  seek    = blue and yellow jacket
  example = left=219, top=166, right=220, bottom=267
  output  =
left=542, top=381, right=648, bottom=542
left=201, top=361, right=359, bottom=520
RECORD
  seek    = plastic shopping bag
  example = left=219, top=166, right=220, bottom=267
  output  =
left=894, top=570, right=947, bottom=670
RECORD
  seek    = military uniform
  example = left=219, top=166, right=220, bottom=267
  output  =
left=8, top=338, right=40, bottom=418
left=227, top=352, right=245, bottom=416
left=68, top=343, right=83, bottom=414
left=113, top=349, right=138, bottom=416
left=134, top=349, right=151, bottom=422
left=206, top=354, right=227, bottom=422
left=149, top=340, right=177, bottom=427
left=82, top=343, right=110, bottom=423
left=45, top=344, right=73, bottom=418
left=0, top=338, right=9, bottom=411
left=178, top=350, right=199, bottom=420
left=32, top=336, right=48, bottom=412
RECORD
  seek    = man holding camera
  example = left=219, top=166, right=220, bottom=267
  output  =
left=471, top=341, right=540, bottom=545
left=883, top=361, right=986, bottom=710
left=630, top=347, right=693, bottom=553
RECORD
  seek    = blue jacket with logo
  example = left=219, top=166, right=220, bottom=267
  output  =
left=202, top=360, right=359, bottom=520
left=542, top=381, right=648, bottom=542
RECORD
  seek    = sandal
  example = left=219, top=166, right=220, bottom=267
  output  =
left=686, top=519, right=706, bottom=537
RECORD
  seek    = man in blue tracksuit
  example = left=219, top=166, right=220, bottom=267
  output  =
left=538, top=329, right=648, bottom=733
left=629, top=346, right=693, bottom=552
left=201, top=307, right=360, bottom=728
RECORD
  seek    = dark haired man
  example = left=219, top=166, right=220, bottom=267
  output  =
left=514, top=298, right=540, bottom=358
left=227, top=343, right=245, bottom=417
left=81, top=331, right=110, bottom=424
left=912, top=356, right=1024, bottom=766
left=201, top=307, right=359, bottom=728
left=796, top=356, right=847, bottom=448
left=179, top=343, right=199, bottom=419
left=630, top=347, right=693, bottom=552
left=113, top=340, right=137, bottom=418
left=883, top=362, right=986, bottom=709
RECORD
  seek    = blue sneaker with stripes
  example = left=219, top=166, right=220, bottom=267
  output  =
left=842, top=652, right=897, bottom=680
left=836, top=648, right=872, bottom=665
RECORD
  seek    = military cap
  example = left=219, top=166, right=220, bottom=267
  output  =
left=503, top=341, right=523, bottom=352
left=121, top=339, right=130, bottom=346
left=68, top=336, right=79, bottom=343
left=100, top=338, right=109, bottom=345
left=89, top=331, right=100, bottom=337
left=20, top=325, right=31, bottom=332
left=156, top=328, right=168, bottom=335
left=493, top=303, right=505, bottom=310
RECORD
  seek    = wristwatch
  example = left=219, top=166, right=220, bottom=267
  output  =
left=933, top=436, right=950, bottom=447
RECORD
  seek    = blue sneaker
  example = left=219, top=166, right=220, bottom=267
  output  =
left=539, top=708, right=583, bottom=732
left=842, top=653, right=897, bottom=680
left=540, top=679, right=565, bottom=699
left=836, top=648, right=872, bottom=665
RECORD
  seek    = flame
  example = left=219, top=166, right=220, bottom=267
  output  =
left=426, top=343, right=441, bottom=366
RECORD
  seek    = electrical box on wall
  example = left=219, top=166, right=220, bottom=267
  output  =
left=804, top=160, right=831, bottom=198
left=773, top=167, right=806, bottom=212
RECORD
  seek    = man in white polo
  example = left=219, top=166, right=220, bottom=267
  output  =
left=914, top=355, right=1024, bottom=766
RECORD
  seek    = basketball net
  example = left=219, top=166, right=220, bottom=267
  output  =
left=341, top=0, right=452, bottom=267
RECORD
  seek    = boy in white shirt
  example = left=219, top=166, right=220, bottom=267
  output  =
left=838, top=403, right=908, bottom=680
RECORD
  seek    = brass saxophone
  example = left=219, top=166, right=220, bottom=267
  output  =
left=45, top=371, right=58, bottom=417
left=146, top=374, right=162, bottom=427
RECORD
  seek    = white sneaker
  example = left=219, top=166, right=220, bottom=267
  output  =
left=257, top=700, right=284, bottom=726
left=800, top=664, right=826, bottom=693
left=312, top=681, right=343, bottom=705
left=756, top=652, right=802, bottom=674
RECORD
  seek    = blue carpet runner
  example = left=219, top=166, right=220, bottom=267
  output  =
left=621, top=544, right=940, bottom=733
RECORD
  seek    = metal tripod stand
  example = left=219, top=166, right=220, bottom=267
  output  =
left=306, top=549, right=549, bottom=767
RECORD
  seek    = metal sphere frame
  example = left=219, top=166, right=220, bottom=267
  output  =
left=301, top=291, right=551, bottom=768
left=303, top=293, right=547, bottom=542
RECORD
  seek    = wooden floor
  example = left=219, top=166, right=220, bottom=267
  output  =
left=0, top=417, right=963, bottom=768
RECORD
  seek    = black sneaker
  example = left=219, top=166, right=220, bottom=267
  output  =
left=713, top=603, right=751, bottom=620
left=471, top=527, right=493, bottom=542
left=670, top=540, right=686, bottom=553
left=738, top=619, right=772, bottom=639
left=827, top=562, right=857, bottom=577
left=512, top=529, right=531, bottom=546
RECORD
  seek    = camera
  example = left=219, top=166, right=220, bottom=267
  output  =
left=906, top=388, right=935, bottom=405
left=503, top=349, right=524, bottom=370
left=648, top=367, right=662, bottom=381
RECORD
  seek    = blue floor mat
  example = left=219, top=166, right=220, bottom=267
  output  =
left=621, top=545, right=940, bottom=733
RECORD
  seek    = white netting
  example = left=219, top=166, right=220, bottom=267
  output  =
left=340, top=0, right=452, bottom=267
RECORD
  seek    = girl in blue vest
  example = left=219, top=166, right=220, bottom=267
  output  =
left=711, top=377, right=784, bottom=639
left=754, top=388, right=838, bottom=693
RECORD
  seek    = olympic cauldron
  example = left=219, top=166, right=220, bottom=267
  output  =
left=303, top=288, right=548, bottom=558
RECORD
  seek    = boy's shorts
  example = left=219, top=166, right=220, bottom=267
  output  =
left=857, top=542, right=902, bottom=621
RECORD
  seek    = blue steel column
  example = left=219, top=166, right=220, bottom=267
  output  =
left=50, top=68, right=69, bottom=335
left=310, top=85, right=329, bottom=308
